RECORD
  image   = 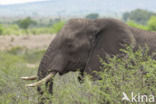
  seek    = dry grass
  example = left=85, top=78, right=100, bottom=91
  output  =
left=0, top=34, right=55, bottom=50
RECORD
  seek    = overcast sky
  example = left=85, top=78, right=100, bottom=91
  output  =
left=0, top=0, right=46, bottom=5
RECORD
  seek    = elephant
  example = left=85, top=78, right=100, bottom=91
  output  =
left=21, top=18, right=156, bottom=104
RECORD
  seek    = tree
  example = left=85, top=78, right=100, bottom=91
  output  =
left=122, top=9, right=156, bottom=25
left=17, top=17, right=36, bottom=29
left=86, top=13, right=99, bottom=19
left=122, top=12, right=130, bottom=21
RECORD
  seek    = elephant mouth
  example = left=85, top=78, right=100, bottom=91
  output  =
left=21, top=71, right=57, bottom=87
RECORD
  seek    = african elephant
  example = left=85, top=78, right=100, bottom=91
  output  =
left=21, top=18, right=156, bottom=104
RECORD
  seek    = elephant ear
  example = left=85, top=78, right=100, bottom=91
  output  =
left=85, top=19, right=135, bottom=79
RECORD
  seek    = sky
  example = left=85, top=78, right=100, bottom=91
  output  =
left=0, top=0, right=155, bottom=17
left=0, top=0, right=46, bottom=5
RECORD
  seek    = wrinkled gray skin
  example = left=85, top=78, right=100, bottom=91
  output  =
left=37, top=18, right=156, bottom=103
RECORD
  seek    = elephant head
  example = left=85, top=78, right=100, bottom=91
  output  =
left=21, top=18, right=135, bottom=103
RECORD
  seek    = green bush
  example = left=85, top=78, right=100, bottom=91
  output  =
left=148, top=16, right=156, bottom=31
left=127, top=21, right=148, bottom=30
left=0, top=24, right=4, bottom=35
left=50, top=21, right=65, bottom=33
left=0, top=48, right=44, bottom=104
left=1, top=46, right=156, bottom=104
left=0, top=51, right=37, bottom=104
left=127, top=18, right=156, bottom=32
left=1, top=24, right=24, bottom=35
left=96, top=46, right=156, bottom=103
left=0, top=21, right=65, bottom=35
left=40, top=46, right=156, bottom=104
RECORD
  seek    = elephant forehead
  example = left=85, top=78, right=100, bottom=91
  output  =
left=60, top=27, right=82, bottom=39
left=64, top=24, right=85, bottom=32
left=63, top=32, right=75, bottom=39
left=61, top=24, right=79, bottom=34
left=68, top=18, right=90, bottom=25
left=66, top=19, right=91, bottom=30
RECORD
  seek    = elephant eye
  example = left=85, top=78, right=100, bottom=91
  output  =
left=67, top=43, right=74, bottom=48
left=66, top=41, right=74, bottom=48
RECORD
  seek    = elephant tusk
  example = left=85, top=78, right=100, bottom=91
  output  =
left=26, top=72, right=56, bottom=87
left=21, top=76, right=38, bottom=80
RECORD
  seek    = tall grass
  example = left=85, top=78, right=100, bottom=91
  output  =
left=0, top=47, right=44, bottom=104
left=0, top=46, right=156, bottom=104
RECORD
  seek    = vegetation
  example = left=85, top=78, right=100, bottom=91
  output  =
left=1, top=45, right=156, bottom=104
left=1, top=10, right=156, bottom=36
left=127, top=16, right=156, bottom=31
left=123, top=9, right=156, bottom=25
left=0, top=11, right=156, bottom=103
left=0, top=24, right=3, bottom=35
left=0, top=18, right=65, bottom=35
left=86, top=13, right=99, bottom=19
left=0, top=47, right=44, bottom=104
left=97, top=46, right=156, bottom=104
left=16, top=17, right=37, bottom=29
left=148, top=16, right=156, bottom=31
left=50, top=21, right=65, bottom=33
left=0, top=6, right=156, bottom=104
left=127, top=21, right=149, bottom=30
